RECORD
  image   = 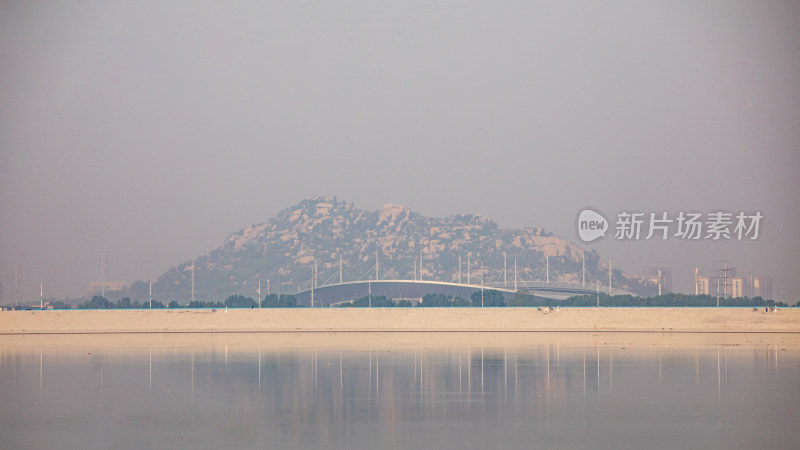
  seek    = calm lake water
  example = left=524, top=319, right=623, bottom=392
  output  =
left=1, top=333, right=798, bottom=449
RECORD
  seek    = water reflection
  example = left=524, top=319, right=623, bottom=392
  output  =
left=1, top=333, right=798, bottom=449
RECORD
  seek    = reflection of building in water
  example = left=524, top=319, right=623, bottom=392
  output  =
left=89, top=281, right=126, bottom=294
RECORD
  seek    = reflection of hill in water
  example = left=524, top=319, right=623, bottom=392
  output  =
left=5, top=338, right=799, bottom=448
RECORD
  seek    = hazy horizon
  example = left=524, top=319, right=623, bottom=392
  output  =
left=2, top=1, right=799, bottom=302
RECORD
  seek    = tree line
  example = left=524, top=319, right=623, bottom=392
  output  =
left=38, top=290, right=794, bottom=310
left=73, top=294, right=299, bottom=309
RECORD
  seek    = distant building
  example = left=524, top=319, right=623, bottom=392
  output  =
left=89, top=281, right=126, bottom=295
left=696, top=276, right=711, bottom=296
left=731, top=278, right=744, bottom=298
left=698, top=273, right=772, bottom=299
left=28, top=301, right=51, bottom=310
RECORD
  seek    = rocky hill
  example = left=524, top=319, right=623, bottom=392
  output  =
left=124, top=196, right=653, bottom=303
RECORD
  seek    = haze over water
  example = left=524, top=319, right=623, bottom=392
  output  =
left=1, top=333, right=797, bottom=449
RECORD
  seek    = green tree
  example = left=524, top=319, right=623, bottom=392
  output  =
left=470, top=289, right=505, bottom=307
left=263, top=294, right=298, bottom=307
left=79, top=296, right=113, bottom=309
left=188, top=300, right=223, bottom=308
left=116, top=297, right=132, bottom=309
left=507, top=289, right=540, bottom=307
left=48, top=300, right=72, bottom=310
left=224, top=295, right=257, bottom=308
left=558, top=293, right=788, bottom=307
left=149, top=300, right=165, bottom=309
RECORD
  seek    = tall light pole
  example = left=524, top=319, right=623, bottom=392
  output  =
left=504, top=252, right=507, bottom=286
left=309, top=249, right=316, bottom=308
left=191, top=259, right=195, bottom=304
left=657, top=269, right=662, bottom=296
left=546, top=252, right=549, bottom=285
left=100, top=253, right=107, bottom=298
left=14, top=265, right=20, bottom=308
left=467, top=252, right=471, bottom=285
left=582, top=253, right=585, bottom=288
left=480, top=260, right=484, bottom=307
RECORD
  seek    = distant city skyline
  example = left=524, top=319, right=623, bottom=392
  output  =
left=1, top=2, right=798, bottom=302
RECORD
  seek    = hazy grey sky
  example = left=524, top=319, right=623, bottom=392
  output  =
left=2, top=1, right=799, bottom=301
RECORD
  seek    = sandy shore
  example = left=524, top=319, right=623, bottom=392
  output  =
left=1, top=307, right=798, bottom=334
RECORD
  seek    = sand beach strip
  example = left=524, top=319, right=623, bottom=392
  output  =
left=1, top=307, right=798, bottom=335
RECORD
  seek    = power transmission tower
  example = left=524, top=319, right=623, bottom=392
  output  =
left=718, top=259, right=733, bottom=307
left=308, top=249, right=316, bottom=308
